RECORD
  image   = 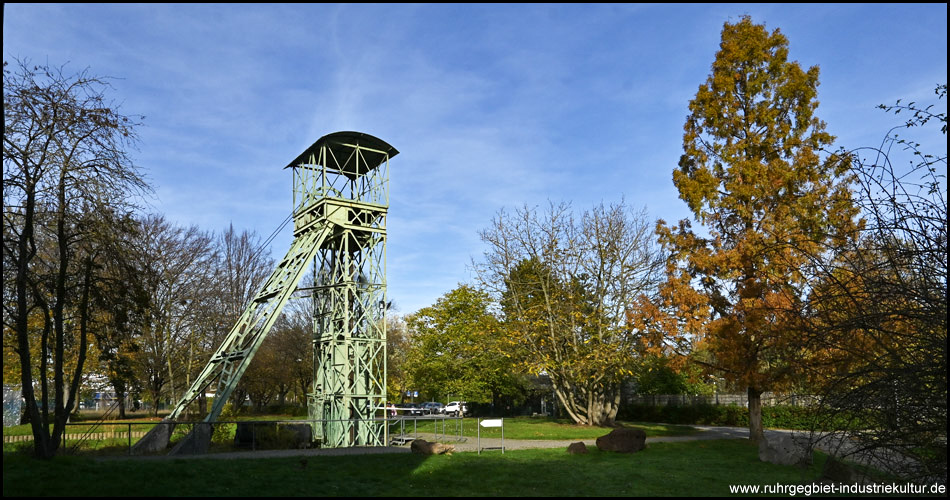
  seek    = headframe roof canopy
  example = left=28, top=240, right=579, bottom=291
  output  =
left=285, top=131, right=398, bottom=179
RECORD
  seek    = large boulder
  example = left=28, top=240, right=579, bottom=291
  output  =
left=234, top=422, right=290, bottom=450
left=234, top=422, right=279, bottom=448
left=235, top=422, right=310, bottom=449
left=595, top=428, right=646, bottom=453
left=567, top=441, right=589, bottom=454
left=410, top=439, right=455, bottom=455
left=234, top=422, right=256, bottom=448
left=758, top=433, right=813, bottom=466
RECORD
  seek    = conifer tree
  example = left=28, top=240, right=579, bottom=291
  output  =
left=645, top=16, right=860, bottom=442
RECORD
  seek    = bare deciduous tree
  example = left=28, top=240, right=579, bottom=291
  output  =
left=3, top=58, right=148, bottom=458
left=798, top=85, right=946, bottom=481
left=475, top=200, right=663, bottom=426
left=130, top=214, right=215, bottom=416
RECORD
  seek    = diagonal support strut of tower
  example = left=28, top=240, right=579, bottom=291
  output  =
left=168, top=211, right=332, bottom=423
left=131, top=131, right=395, bottom=455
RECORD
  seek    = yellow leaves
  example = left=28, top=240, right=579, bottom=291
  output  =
left=666, top=10, right=861, bottom=391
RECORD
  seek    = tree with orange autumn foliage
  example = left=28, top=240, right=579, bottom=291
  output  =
left=636, top=17, right=861, bottom=442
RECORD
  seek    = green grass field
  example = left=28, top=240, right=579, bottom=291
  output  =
left=393, top=416, right=698, bottom=441
left=3, top=418, right=697, bottom=460
left=3, top=416, right=697, bottom=451
left=3, top=439, right=827, bottom=497
left=3, top=416, right=831, bottom=496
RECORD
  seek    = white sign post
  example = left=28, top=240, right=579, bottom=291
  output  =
left=477, top=418, right=504, bottom=454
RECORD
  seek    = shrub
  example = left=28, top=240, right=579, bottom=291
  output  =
left=261, top=404, right=308, bottom=417
left=620, top=402, right=869, bottom=431
left=211, top=403, right=237, bottom=444
left=618, top=402, right=741, bottom=426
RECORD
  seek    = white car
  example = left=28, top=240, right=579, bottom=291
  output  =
left=442, top=401, right=468, bottom=417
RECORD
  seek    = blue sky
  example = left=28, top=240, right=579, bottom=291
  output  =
left=4, top=3, right=947, bottom=314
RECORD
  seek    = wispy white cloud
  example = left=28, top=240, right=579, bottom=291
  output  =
left=4, top=3, right=945, bottom=313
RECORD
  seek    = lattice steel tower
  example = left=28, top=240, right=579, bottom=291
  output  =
left=298, top=132, right=392, bottom=448
left=132, top=131, right=395, bottom=454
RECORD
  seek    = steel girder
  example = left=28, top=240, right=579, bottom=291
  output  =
left=136, top=132, right=391, bottom=454
left=307, top=203, right=387, bottom=447
left=166, top=208, right=333, bottom=423
left=302, top=140, right=389, bottom=448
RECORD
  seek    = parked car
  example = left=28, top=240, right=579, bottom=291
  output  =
left=421, top=401, right=444, bottom=415
left=443, top=401, right=468, bottom=417
left=403, top=402, right=424, bottom=416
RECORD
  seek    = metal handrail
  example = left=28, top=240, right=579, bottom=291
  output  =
left=67, top=400, right=121, bottom=455
left=42, top=414, right=466, bottom=456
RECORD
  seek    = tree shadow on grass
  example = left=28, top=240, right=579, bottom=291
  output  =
left=2, top=440, right=826, bottom=497
left=396, top=441, right=826, bottom=497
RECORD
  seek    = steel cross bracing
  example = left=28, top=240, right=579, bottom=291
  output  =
left=308, top=200, right=388, bottom=447
left=166, top=204, right=333, bottom=423
left=291, top=134, right=392, bottom=448
left=141, top=132, right=394, bottom=454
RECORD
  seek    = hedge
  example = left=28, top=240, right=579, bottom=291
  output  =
left=618, top=403, right=861, bottom=431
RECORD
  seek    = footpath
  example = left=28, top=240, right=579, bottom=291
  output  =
left=97, top=424, right=765, bottom=461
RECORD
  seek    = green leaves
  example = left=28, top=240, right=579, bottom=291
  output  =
left=405, top=285, right=521, bottom=403
left=476, top=201, right=663, bottom=425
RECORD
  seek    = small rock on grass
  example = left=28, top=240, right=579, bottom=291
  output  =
left=410, top=439, right=455, bottom=455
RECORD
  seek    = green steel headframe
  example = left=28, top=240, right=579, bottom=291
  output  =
left=151, top=131, right=394, bottom=451
left=293, top=132, right=393, bottom=447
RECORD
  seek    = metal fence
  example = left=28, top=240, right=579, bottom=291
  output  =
left=625, top=393, right=817, bottom=407
left=3, top=414, right=465, bottom=457
left=387, top=414, right=464, bottom=445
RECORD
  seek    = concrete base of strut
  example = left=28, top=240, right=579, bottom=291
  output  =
left=130, top=419, right=175, bottom=455
left=168, top=423, right=213, bottom=456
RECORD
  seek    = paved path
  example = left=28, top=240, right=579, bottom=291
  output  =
left=97, top=424, right=766, bottom=461
left=413, top=425, right=778, bottom=453
left=95, top=424, right=936, bottom=482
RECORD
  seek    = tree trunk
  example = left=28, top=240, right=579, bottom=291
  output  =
left=114, top=379, right=128, bottom=419
left=587, top=385, right=621, bottom=427
left=748, top=386, right=764, bottom=443
left=50, top=169, right=70, bottom=458
left=604, top=388, right=621, bottom=426
left=64, top=257, right=92, bottom=424
left=554, top=377, right=622, bottom=426
left=13, top=181, right=54, bottom=459
left=552, top=377, right=586, bottom=425
left=148, top=381, right=162, bottom=417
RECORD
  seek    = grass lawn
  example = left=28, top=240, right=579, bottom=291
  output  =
left=3, top=416, right=696, bottom=452
left=3, top=439, right=828, bottom=497
left=1, top=412, right=305, bottom=436
left=3, top=416, right=696, bottom=458
left=396, top=416, right=698, bottom=441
